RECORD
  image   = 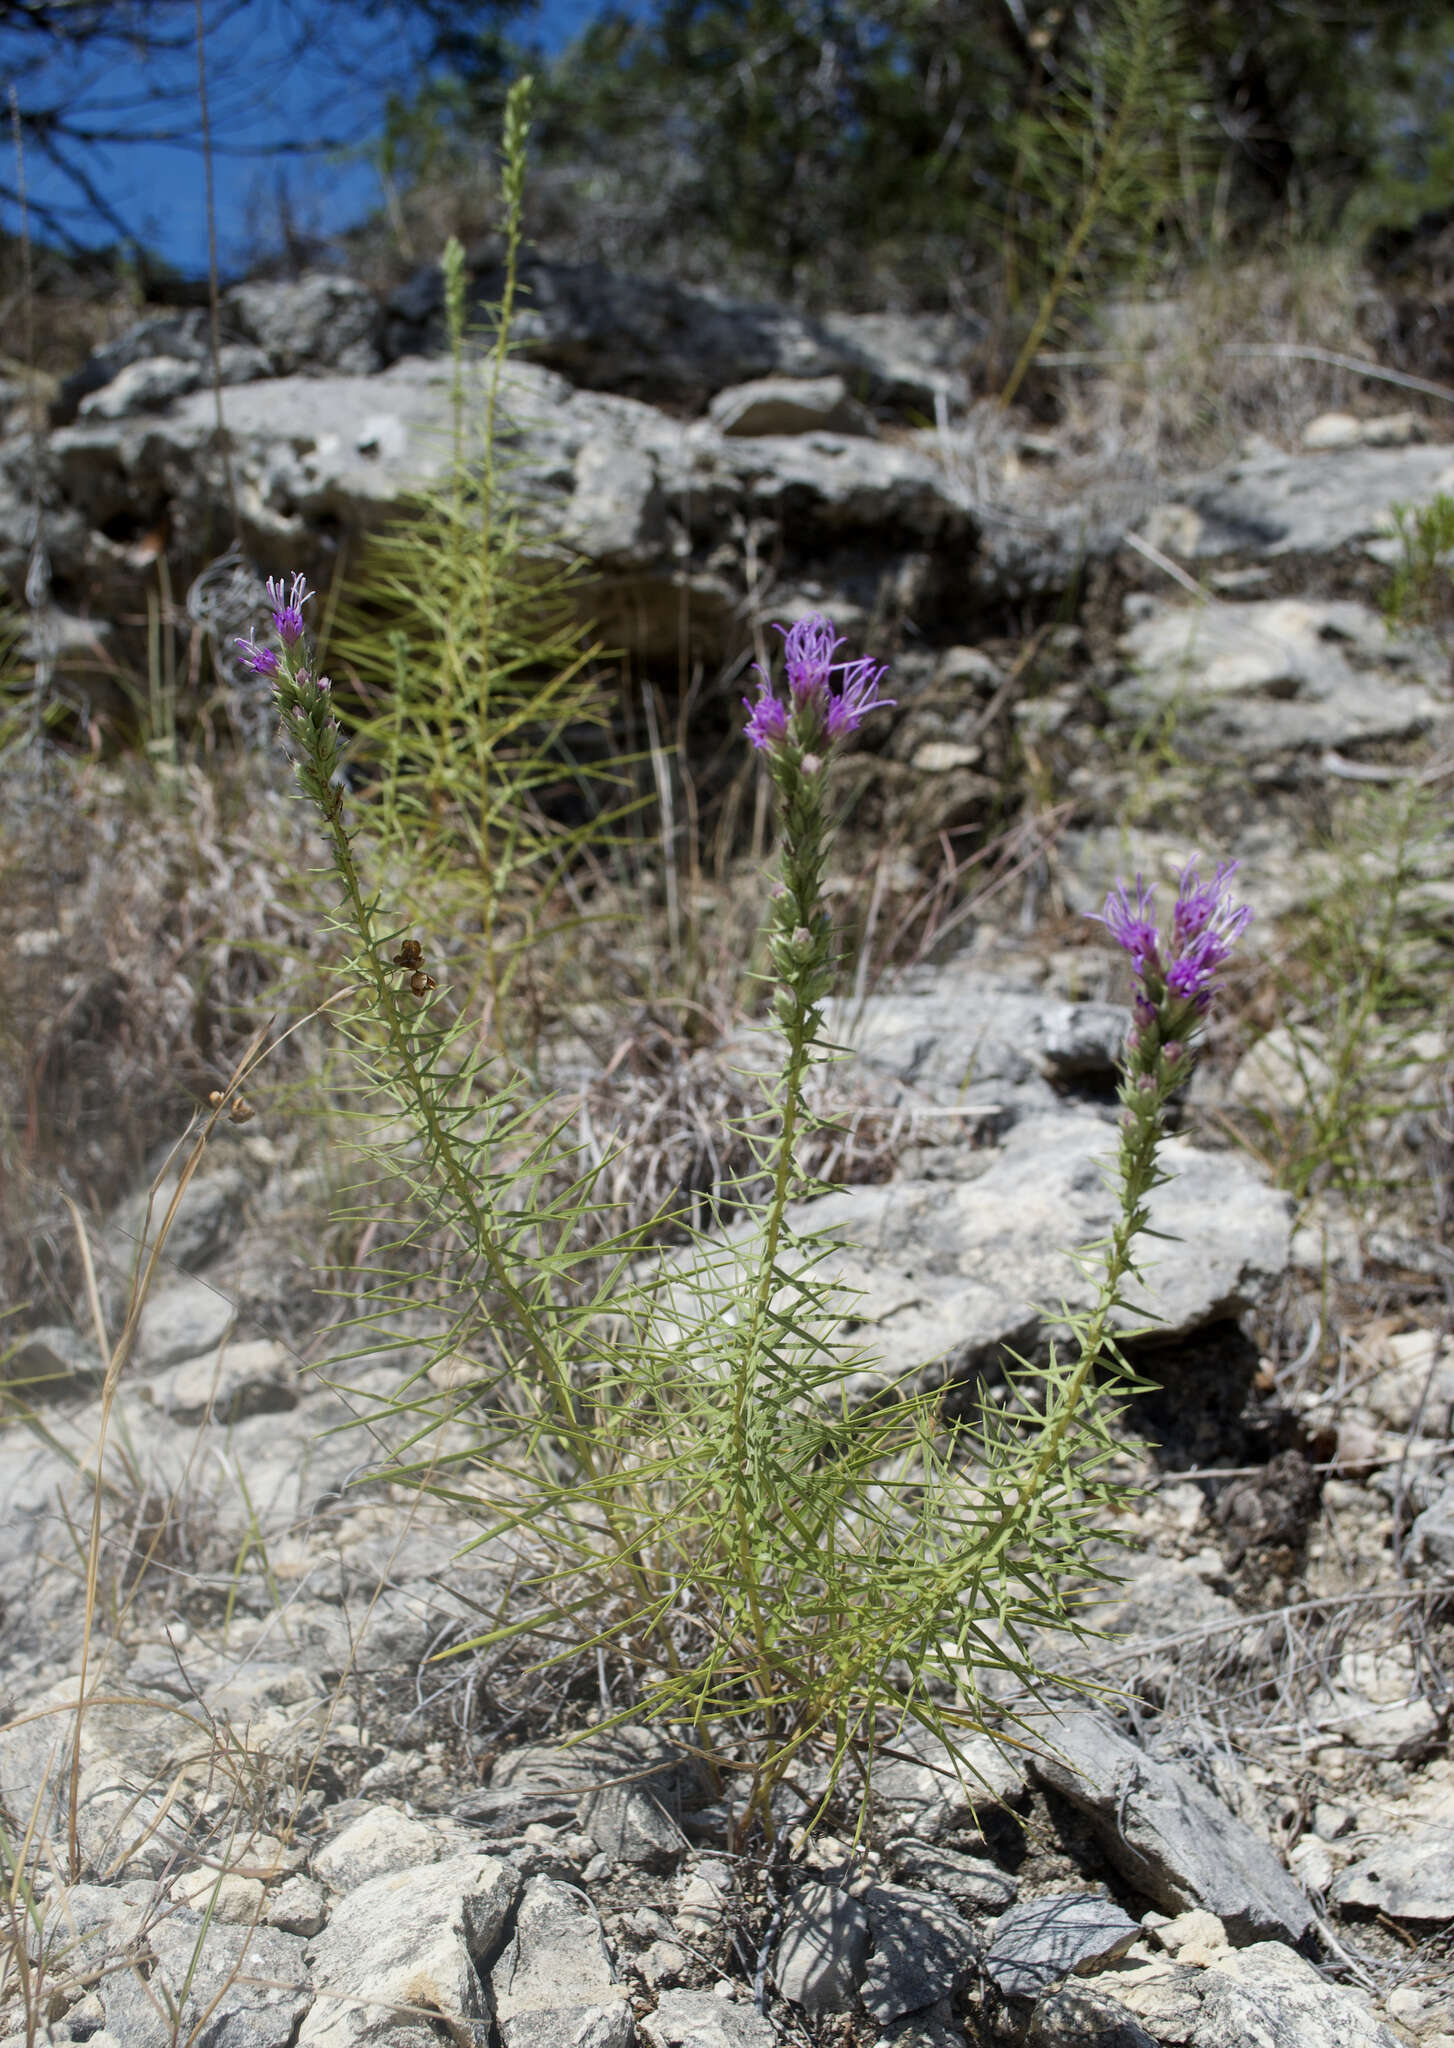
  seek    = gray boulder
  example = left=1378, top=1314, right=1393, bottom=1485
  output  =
left=985, top=1895, right=1142, bottom=2000
left=774, top=1882, right=870, bottom=2012
left=489, top=1877, right=634, bottom=2048
left=1117, top=594, right=1445, bottom=758
left=226, top=273, right=383, bottom=376
left=1027, top=1711, right=1315, bottom=1944
left=301, top=1852, right=517, bottom=2048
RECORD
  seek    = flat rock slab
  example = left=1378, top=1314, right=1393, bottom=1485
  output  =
left=1164, top=441, right=1454, bottom=561
left=888, top=1839, right=1017, bottom=1913
left=792, top=1112, right=1290, bottom=1396
left=860, top=1885, right=980, bottom=2023
left=871, top=1721, right=1028, bottom=1835
left=775, top=1882, right=870, bottom=2012
left=1332, top=1823, right=1454, bottom=1922
left=153, top=1336, right=298, bottom=1424
left=491, top=1877, right=634, bottom=2048
left=821, top=965, right=1129, bottom=1126
left=1117, top=596, right=1445, bottom=757
left=301, top=1853, right=518, bottom=2048
left=640, top=1991, right=777, bottom=2048
left=1106, top=1946, right=1407, bottom=2048
left=1028, top=1711, right=1315, bottom=1944
left=985, top=1894, right=1141, bottom=2000
left=135, top=1275, right=237, bottom=1369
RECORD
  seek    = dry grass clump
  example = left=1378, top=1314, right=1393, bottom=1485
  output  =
left=0, top=747, right=320, bottom=1318
left=1047, top=241, right=1441, bottom=473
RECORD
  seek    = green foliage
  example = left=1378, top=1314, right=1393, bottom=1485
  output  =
left=1244, top=784, right=1452, bottom=1211
left=1382, top=493, right=1454, bottom=639
left=997, top=0, right=1206, bottom=403
left=283, top=692, right=1167, bottom=1842
left=377, top=0, right=1454, bottom=313
left=335, top=77, right=630, bottom=1029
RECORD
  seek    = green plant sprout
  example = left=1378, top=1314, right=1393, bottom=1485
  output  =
left=998, top=0, right=1205, bottom=406
left=248, top=563, right=1253, bottom=1848
left=1382, top=492, right=1454, bottom=641
left=331, top=76, right=633, bottom=1037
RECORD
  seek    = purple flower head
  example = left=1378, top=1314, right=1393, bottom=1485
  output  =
left=825, top=654, right=895, bottom=739
left=266, top=572, right=314, bottom=648
left=1092, top=859, right=1251, bottom=1018
left=777, top=612, right=843, bottom=708
left=743, top=679, right=791, bottom=753
left=235, top=634, right=280, bottom=677
left=1092, top=874, right=1161, bottom=979
left=1164, top=860, right=1252, bottom=1009
left=744, top=611, right=894, bottom=754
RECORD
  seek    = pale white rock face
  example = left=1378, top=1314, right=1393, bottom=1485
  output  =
left=311, top=1807, right=447, bottom=1892
left=1117, top=594, right=1446, bottom=755
left=708, top=374, right=876, bottom=438
left=301, top=1854, right=518, bottom=2048
left=490, top=1877, right=634, bottom=2048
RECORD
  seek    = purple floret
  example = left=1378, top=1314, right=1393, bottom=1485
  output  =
left=1165, top=860, right=1252, bottom=1008
left=825, top=654, right=895, bottom=739
left=778, top=612, right=842, bottom=707
left=743, top=682, right=791, bottom=752
left=235, top=634, right=280, bottom=677
left=1092, top=859, right=1251, bottom=1015
left=266, top=572, right=314, bottom=648
left=1092, top=874, right=1161, bottom=979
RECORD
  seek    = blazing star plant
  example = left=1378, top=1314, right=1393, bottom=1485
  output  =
left=257, top=561, right=1258, bottom=1850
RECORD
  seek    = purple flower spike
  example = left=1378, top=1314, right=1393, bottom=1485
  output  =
left=1092, top=874, right=1161, bottom=979
left=777, top=612, right=842, bottom=707
left=266, top=572, right=314, bottom=648
left=1165, top=860, right=1252, bottom=1009
left=235, top=634, right=280, bottom=677
left=743, top=681, right=791, bottom=753
left=825, top=654, right=895, bottom=739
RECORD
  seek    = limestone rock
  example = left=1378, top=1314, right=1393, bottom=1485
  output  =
left=1028, top=1984, right=1159, bottom=2047
left=489, top=1877, right=634, bottom=2048
left=1117, top=595, right=1445, bottom=758
left=1332, top=1824, right=1454, bottom=1923
left=887, top=1840, right=1016, bottom=1913
left=774, top=1882, right=870, bottom=2013
left=301, top=1852, right=517, bottom=2048
left=226, top=273, right=383, bottom=376
left=860, top=1885, right=980, bottom=2024
left=153, top=1338, right=297, bottom=1425
left=984, top=1895, right=1141, bottom=2000
left=709, top=375, right=875, bottom=437
left=100, top=1917, right=311, bottom=2048
left=135, top=1276, right=237, bottom=1370
left=639, top=1990, right=777, bottom=2048
left=5, top=1323, right=103, bottom=1397
left=311, top=1807, right=446, bottom=1892
left=1195, top=1941, right=1405, bottom=2048
left=1167, top=440, right=1454, bottom=561
left=1027, top=1711, right=1315, bottom=1943
left=870, top=1720, right=1028, bottom=1837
